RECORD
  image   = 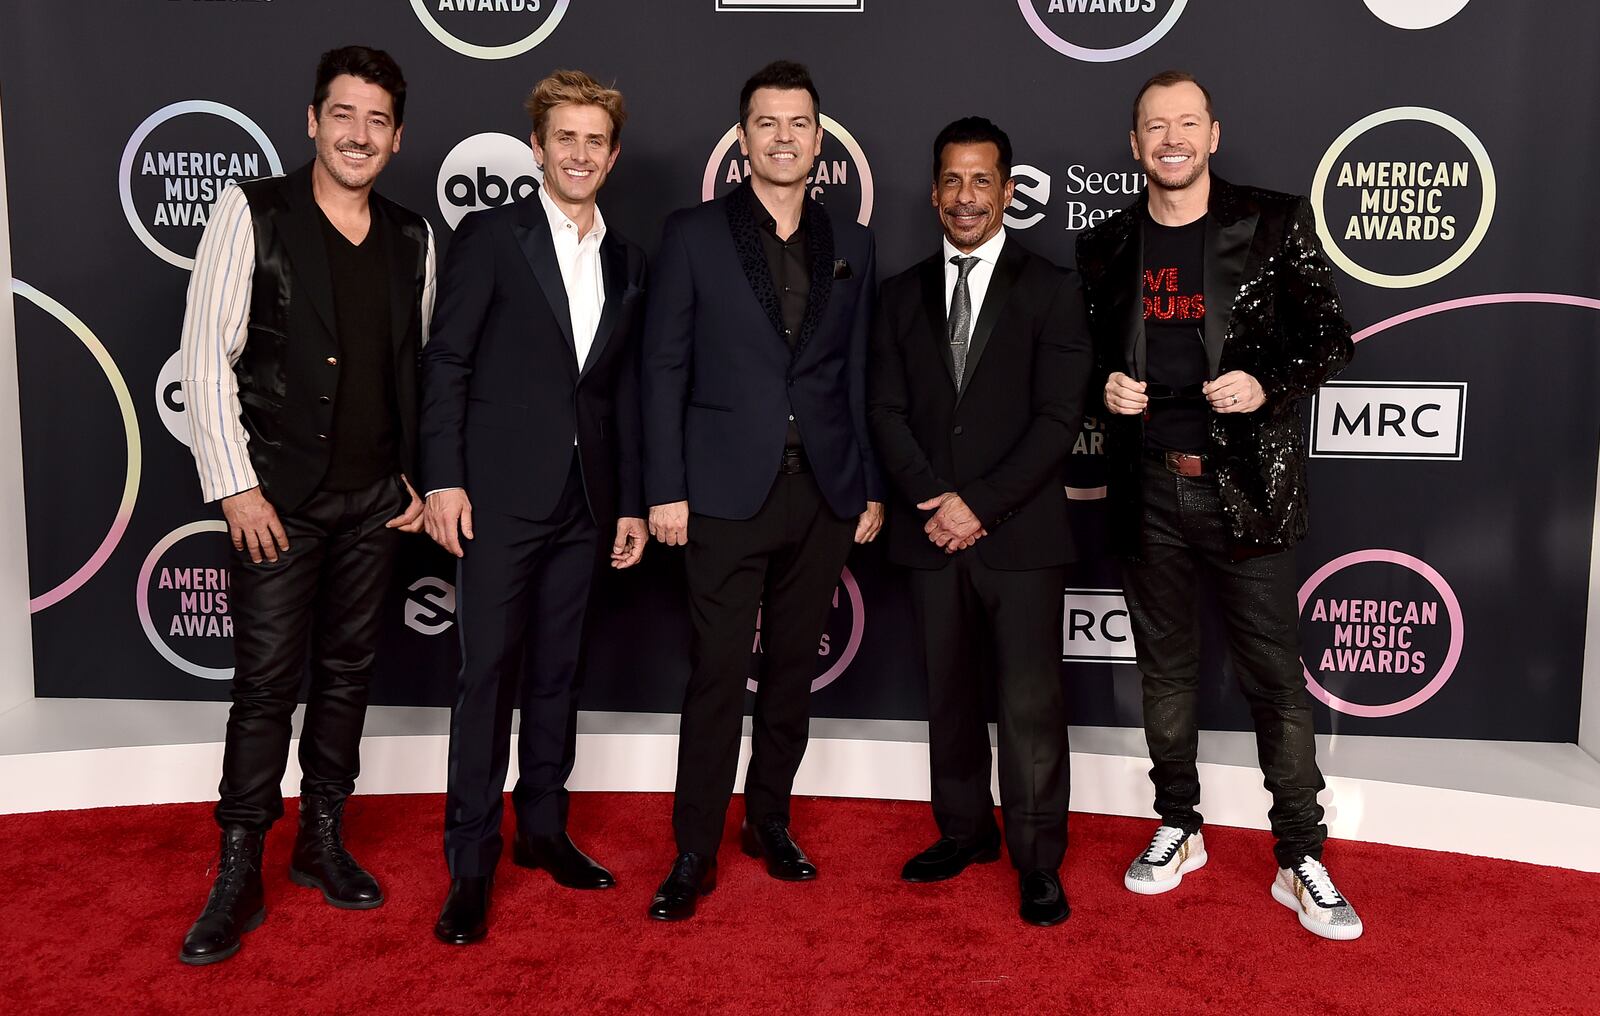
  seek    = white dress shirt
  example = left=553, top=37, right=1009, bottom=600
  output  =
left=942, top=226, right=1007, bottom=323
left=178, top=183, right=438, bottom=503
left=539, top=183, right=607, bottom=371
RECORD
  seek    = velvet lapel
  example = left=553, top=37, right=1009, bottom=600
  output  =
left=790, top=195, right=835, bottom=365
left=956, top=239, right=1022, bottom=402
left=724, top=183, right=787, bottom=348
left=918, top=253, right=955, bottom=388
left=278, top=163, right=339, bottom=342
left=513, top=195, right=578, bottom=370
left=580, top=232, right=628, bottom=382
left=1201, top=177, right=1259, bottom=377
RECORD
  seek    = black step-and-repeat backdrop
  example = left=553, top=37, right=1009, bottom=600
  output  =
left=5, top=1, right=1598, bottom=741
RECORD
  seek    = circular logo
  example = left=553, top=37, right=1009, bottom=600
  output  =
left=1311, top=106, right=1496, bottom=289
left=436, top=132, right=542, bottom=230
left=1297, top=549, right=1463, bottom=718
left=11, top=280, right=142, bottom=613
left=410, top=0, right=570, bottom=60
left=701, top=115, right=874, bottom=226
left=136, top=520, right=235, bottom=680
left=1364, top=0, right=1470, bottom=29
left=118, top=100, right=283, bottom=270
left=748, top=567, right=865, bottom=694
left=155, top=350, right=191, bottom=448
left=1017, top=0, right=1187, bottom=62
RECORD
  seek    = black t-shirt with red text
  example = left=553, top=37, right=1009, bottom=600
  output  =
left=1141, top=213, right=1209, bottom=453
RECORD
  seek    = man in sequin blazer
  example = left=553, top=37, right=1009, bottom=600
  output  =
left=1076, top=71, right=1363, bottom=941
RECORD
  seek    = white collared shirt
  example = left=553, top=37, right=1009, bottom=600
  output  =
left=942, top=227, right=1007, bottom=324
left=538, top=183, right=607, bottom=370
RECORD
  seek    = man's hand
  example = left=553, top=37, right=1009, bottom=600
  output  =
left=1104, top=371, right=1148, bottom=415
left=1203, top=371, right=1265, bottom=414
left=221, top=487, right=289, bottom=564
left=917, top=492, right=985, bottom=553
left=386, top=474, right=426, bottom=533
left=854, top=501, right=884, bottom=544
left=424, top=488, right=474, bottom=558
left=612, top=517, right=648, bottom=569
left=648, top=501, right=689, bottom=547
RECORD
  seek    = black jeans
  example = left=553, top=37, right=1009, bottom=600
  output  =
left=215, top=473, right=407, bottom=832
left=1122, top=457, right=1327, bottom=867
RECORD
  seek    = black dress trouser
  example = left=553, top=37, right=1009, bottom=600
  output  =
left=672, top=469, right=856, bottom=857
left=444, top=458, right=600, bottom=878
left=215, top=473, right=407, bottom=831
left=909, top=557, right=1071, bottom=872
left=1121, top=457, right=1328, bottom=868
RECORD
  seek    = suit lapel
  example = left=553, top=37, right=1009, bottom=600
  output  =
left=724, top=183, right=787, bottom=346
left=956, top=239, right=1021, bottom=401
left=918, top=254, right=955, bottom=387
left=1114, top=215, right=1147, bottom=381
left=377, top=200, right=420, bottom=354
left=791, top=196, right=835, bottom=364
left=580, top=233, right=627, bottom=382
left=1201, top=178, right=1258, bottom=377
left=278, top=163, right=339, bottom=342
left=513, top=195, right=578, bottom=369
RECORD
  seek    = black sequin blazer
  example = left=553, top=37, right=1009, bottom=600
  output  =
left=1075, top=177, right=1354, bottom=556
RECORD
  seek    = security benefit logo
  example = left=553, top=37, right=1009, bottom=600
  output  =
left=410, top=0, right=569, bottom=60
left=1312, top=107, right=1495, bottom=288
left=1311, top=381, right=1467, bottom=460
left=404, top=577, right=457, bottom=635
left=1061, top=588, right=1134, bottom=664
left=1018, top=0, right=1187, bottom=62
left=702, top=117, right=875, bottom=226
left=119, top=101, right=283, bottom=270
left=437, top=133, right=541, bottom=230
left=748, top=568, right=865, bottom=694
left=1297, top=550, right=1463, bottom=718
left=1004, top=163, right=1146, bottom=233
left=137, top=521, right=236, bottom=680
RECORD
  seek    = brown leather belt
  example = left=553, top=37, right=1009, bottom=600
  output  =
left=1157, top=450, right=1208, bottom=476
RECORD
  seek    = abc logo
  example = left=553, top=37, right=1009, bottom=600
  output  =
left=436, top=132, right=542, bottom=229
left=156, top=350, right=190, bottom=448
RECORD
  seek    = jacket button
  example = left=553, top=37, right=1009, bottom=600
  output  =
left=319, top=396, right=330, bottom=404
left=326, top=356, right=338, bottom=366
left=316, top=433, right=328, bottom=441
left=953, top=425, right=964, bottom=436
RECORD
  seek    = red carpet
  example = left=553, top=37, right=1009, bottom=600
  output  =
left=2, top=793, right=1596, bottom=1015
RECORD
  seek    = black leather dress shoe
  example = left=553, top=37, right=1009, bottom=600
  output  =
left=512, top=832, right=615, bottom=889
left=1018, top=869, right=1070, bottom=926
left=647, top=853, right=716, bottom=921
left=740, top=818, right=817, bottom=881
left=288, top=795, right=384, bottom=910
left=434, top=876, right=492, bottom=945
left=180, top=826, right=266, bottom=966
left=900, top=830, right=1002, bottom=883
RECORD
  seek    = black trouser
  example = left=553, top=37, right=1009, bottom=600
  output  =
left=672, top=469, right=856, bottom=857
left=215, top=473, right=407, bottom=832
left=1122, top=457, right=1327, bottom=868
left=443, top=459, right=600, bottom=878
left=909, top=558, right=1070, bottom=872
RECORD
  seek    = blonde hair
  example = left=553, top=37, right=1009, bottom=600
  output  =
left=524, top=69, right=626, bottom=149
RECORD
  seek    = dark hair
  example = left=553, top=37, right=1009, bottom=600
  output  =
left=738, top=60, right=820, bottom=127
left=932, top=116, right=1013, bottom=181
left=312, top=46, right=408, bottom=127
left=1131, top=70, right=1212, bottom=131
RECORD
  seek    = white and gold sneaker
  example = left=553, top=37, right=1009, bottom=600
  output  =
left=1123, top=825, right=1207, bottom=895
left=1272, top=856, right=1364, bottom=940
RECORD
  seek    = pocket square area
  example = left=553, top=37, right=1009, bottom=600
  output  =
left=833, top=259, right=853, bottom=280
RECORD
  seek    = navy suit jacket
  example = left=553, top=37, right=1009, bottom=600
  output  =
left=419, top=194, right=646, bottom=523
left=641, top=183, right=882, bottom=520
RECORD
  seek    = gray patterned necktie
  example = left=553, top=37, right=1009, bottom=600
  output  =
left=948, top=255, right=979, bottom=391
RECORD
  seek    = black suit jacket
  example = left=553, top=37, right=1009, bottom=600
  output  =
left=869, top=237, right=1093, bottom=570
left=419, top=194, right=646, bottom=523
left=640, top=183, right=882, bottom=521
left=1075, top=177, right=1353, bottom=555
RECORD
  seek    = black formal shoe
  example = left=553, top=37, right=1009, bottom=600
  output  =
left=179, top=826, right=266, bottom=966
left=647, top=853, right=717, bottom=922
left=900, top=830, right=1002, bottom=883
left=287, top=795, right=384, bottom=910
left=1018, top=869, right=1070, bottom=927
left=740, top=817, right=818, bottom=881
left=434, top=876, right=493, bottom=945
left=512, top=832, right=615, bottom=889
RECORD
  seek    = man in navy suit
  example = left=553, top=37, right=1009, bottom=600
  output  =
left=641, top=61, right=883, bottom=920
left=419, top=70, right=648, bottom=944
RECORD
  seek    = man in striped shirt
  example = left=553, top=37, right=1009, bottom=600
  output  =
left=175, top=45, right=436, bottom=966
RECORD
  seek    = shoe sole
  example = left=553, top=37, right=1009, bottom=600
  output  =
left=1124, top=849, right=1208, bottom=896
left=740, top=839, right=818, bottom=882
left=1270, top=881, right=1364, bottom=941
left=288, top=866, right=385, bottom=910
left=178, top=906, right=265, bottom=966
left=900, top=845, right=1003, bottom=884
left=511, top=852, right=617, bottom=890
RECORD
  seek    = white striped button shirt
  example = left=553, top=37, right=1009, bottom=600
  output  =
left=178, top=183, right=437, bottom=502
